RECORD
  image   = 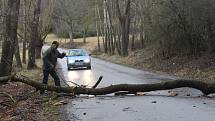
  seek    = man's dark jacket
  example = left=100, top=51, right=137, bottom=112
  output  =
left=42, top=47, right=65, bottom=70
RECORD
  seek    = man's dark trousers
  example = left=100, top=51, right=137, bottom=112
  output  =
left=42, top=69, right=61, bottom=86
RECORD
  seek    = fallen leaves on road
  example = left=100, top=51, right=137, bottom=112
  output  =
left=53, top=100, right=68, bottom=106
left=168, top=91, right=178, bottom=97
left=136, top=92, right=146, bottom=96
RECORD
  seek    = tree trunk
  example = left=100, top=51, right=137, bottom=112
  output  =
left=69, top=24, right=74, bottom=46
left=97, top=2, right=105, bottom=52
left=0, top=0, right=20, bottom=76
left=83, top=29, right=86, bottom=43
left=22, top=0, right=27, bottom=64
left=35, top=44, right=43, bottom=59
left=15, top=36, right=22, bottom=68
left=1, top=74, right=215, bottom=96
left=103, top=0, right=108, bottom=53
left=96, top=26, right=101, bottom=51
left=116, top=26, right=122, bottom=55
left=131, top=6, right=137, bottom=50
left=95, top=6, right=101, bottom=51
left=35, top=37, right=43, bottom=59
left=104, top=0, right=115, bottom=55
left=112, top=30, right=117, bottom=54
left=120, top=19, right=129, bottom=56
left=27, top=0, right=41, bottom=69
left=22, top=40, right=27, bottom=64
left=139, top=19, right=145, bottom=48
left=107, top=26, right=111, bottom=55
left=110, top=30, right=115, bottom=55
left=116, top=0, right=131, bottom=57
left=35, top=48, right=42, bottom=59
left=131, top=19, right=136, bottom=50
left=69, top=31, right=73, bottom=43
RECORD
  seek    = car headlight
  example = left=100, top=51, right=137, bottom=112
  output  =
left=84, top=59, right=90, bottom=63
left=68, top=59, right=75, bottom=64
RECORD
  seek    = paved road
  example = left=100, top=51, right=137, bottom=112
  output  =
left=46, top=47, right=215, bottom=121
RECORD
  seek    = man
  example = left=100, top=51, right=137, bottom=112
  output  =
left=41, top=41, right=66, bottom=94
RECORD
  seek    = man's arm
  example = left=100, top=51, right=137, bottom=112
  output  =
left=56, top=50, right=66, bottom=58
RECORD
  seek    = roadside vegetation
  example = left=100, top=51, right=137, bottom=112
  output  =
left=49, top=0, right=215, bottom=83
left=50, top=35, right=215, bottom=84
left=0, top=58, right=63, bottom=121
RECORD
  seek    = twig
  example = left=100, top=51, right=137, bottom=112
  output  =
left=92, top=76, right=103, bottom=88
left=0, top=92, right=16, bottom=103
left=66, top=81, right=83, bottom=88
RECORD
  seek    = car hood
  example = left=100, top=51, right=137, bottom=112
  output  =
left=67, top=56, right=90, bottom=60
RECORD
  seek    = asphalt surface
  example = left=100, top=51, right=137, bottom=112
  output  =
left=45, top=46, right=215, bottom=121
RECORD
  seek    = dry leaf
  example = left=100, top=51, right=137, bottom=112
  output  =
left=168, top=92, right=178, bottom=97
left=136, top=92, right=145, bottom=96
left=53, top=100, right=68, bottom=106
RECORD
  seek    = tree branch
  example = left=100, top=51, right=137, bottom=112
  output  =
left=1, top=74, right=215, bottom=96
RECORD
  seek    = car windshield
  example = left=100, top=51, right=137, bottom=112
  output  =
left=68, top=49, right=87, bottom=56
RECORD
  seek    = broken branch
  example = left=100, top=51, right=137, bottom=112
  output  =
left=1, top=74, right=215, bottom=96
left=92, top=76, right=103, bottom=89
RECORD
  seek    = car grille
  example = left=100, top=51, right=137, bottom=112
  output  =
left=75, top=60, right=84, bottom=62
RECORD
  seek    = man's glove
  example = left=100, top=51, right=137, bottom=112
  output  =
left=62, top=52, right=66, bottom=57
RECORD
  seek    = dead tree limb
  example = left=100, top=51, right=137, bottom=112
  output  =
left=92, top=76, right=103, bottom=89
left=0, top=74, right=15, bottom=85
left=0, top=92, right=16, bottom=103
left=74, top=80, right=215, bottom=95
left=1, top=74, right=215, bottom=96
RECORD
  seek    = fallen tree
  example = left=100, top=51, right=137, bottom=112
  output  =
left=1, top=74, right=215, bottom=96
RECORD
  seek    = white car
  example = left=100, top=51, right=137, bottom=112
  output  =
left=66, top=49, right=91, bottom=70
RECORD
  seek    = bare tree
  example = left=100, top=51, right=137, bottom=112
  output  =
left=95, top=1, right=101, bottom=51
left=115, top=0, right=131, bottom=57
left=0, top=0, right=20, bottom=76
left=27, top=0, right=41, bottom=69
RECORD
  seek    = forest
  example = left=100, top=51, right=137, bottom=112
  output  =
left=1, top=0, right=215, bottom=75
left=1, top=0, right=215, bottom=120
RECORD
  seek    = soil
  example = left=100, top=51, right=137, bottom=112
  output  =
left=0, top=63, right=63, bottom=121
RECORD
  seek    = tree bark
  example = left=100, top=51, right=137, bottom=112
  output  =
left=139, top=19, right=145, bottom=48
left=116, top=27, right=122, bottom=55
left=115, top=0, right=131, bottom=57
left=69, top=31, right=73, bottom=44
left=22, top=39, right=27, bottom=64
left=0, top=0, right=20, bottom=76
left=27, top=0, right=41, bottom=69
left=95, top=4, right=101, bottom=51
left=15, top=36, right=22, bottom=68
left=131, top=19, right=136, bottom=50
left=103, top=0, right=109, bottom=53
left=35, top=37, right=43, bottom=59
left=96, top=2, right=105, bottom=52
left=1, top=74, right=215, bottom=96
left=22, top=0, right=27, bottom=64
left=83, top=29, right=86, bottom=43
